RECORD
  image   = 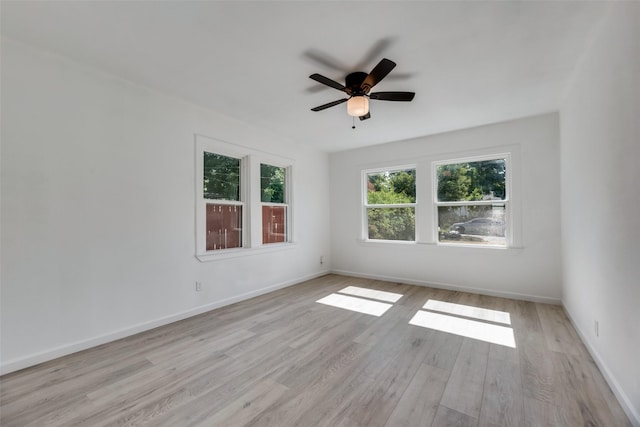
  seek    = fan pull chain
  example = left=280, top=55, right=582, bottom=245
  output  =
left=352, top=116, right=356, bottom=130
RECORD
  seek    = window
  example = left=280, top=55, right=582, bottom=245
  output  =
left=261, top=163, right=288, bottom=244
left=203, top=152, right=243, bottom=251
left=435, top=157, right=508, bottom=247
left=195, top=135, right=293, bottom=260
left=364, top=167, right=416, bottom=241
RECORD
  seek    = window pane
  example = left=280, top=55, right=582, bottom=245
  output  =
left=262, top=205, right=286, bottom=244
left=206, top=204, right=242, bottom=250
left=438, top=205, right=506, bottom=246
left=367, top=207, right=415, bottom=241
left=204, top=152, right=240, bottom=201
left=367, top=169, right=416, bottom=204
left=436, top=159, right=506, bottom=202
left=261, top=164, right=286, bottom=203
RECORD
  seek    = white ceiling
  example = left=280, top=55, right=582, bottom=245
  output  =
left=1, top=1, right=607, bottom=152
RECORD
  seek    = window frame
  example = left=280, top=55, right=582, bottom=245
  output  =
left=433, top=153, right=512, bottom=248
left=260, top=162, right=290, bottom=245
left=362, top=165, right=418, bottom=243
left=195, top=135, right=294, bottom=262
left=359, top=145, right=522, bottom=250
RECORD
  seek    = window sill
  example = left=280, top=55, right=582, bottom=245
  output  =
left=357, top=239, right=523, bottom=254
left=434, top=242, right=523, bottom=254
left=360, top=239, right=417, bottom=245
left=196, top=242, right=296, bottom=262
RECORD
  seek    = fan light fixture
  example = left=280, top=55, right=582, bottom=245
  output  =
left=347, top=96, right=369, bottom=117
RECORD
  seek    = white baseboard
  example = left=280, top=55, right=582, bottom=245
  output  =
left=331, top=269, right=562, bottom=304
left=0, top=270, right=330, bottom=376
left=563, top=305, right=640, bottom=427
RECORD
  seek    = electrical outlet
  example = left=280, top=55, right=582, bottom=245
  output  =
left=196, top=281, right=202, bottom=292
left=595, top=320, right=599, bottom=337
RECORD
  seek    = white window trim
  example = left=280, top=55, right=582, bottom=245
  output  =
left=195, top=134, right=295, bottom=262
left=362, top=165, right=417, bottom=243
left=433, top=153, right=513, bottom=248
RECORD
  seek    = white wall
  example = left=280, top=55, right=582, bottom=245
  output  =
left=560, top=2, right=640, bottom=424
left=0, top=38, right=331, bottom=374
left=329, top=113, right=562, bottom=303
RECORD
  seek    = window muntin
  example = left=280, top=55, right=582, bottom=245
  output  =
left=365, top=168, right=416, bottom=241
left=435, top=158, right=508, bottom=246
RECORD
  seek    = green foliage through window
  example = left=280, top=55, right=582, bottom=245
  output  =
left=366, top=168, right=416, bottom=241
left=368, top=207, right=415, bottom=241
left=436, top=159, right=505, bottom=202
left=203, top=152, right=240, bottom=201
left=261, top=164, right=286, bottom=203
left=367, top=169, right=416, bottom=204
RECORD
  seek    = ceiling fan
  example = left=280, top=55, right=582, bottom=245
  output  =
left=309, top=58, right=415, bottom=121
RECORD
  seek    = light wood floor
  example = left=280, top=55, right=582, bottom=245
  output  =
left=0, top=274, right=631, bottom=426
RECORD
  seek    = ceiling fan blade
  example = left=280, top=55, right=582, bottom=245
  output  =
left=361, top=58, right=396, bottom=92
left=309, top=73, right=347, bottom=92
left=304, top=49, right=349, bottom=73
left=353, top=38, right=393, bottom=71
left=311, top=98, right=348, bottom=112
left=369, top=91, right=415, bottom=101
left=359, top=112, right=371, bottom=121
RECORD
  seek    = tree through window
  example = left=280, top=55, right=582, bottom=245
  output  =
left=365, top=168, right=416, bottom=241
left=435, top=158, right=508, bottom=246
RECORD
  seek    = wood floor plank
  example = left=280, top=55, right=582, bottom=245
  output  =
left=536, top=303, right=590, bottom=357
left=241, top=342, right=374, bottom=426
left=514, top=300, right=557, bottom=406
left=523, top=396, right=562, bottom=427
left=332, top=332, right=430, bottom=427
left=419, top=327, right=464, bottom=372
left=440, top=338, right=490, bottom=419
left=479, top=357, right=524, bottom=427
left=0, top=274, right=631, bottom=427
left=551, top=351, right=632, bottom=427
left=432, top=405, right=478, bottom=427
left=384, top=362, right=449, bottom=427
left=192, top=379, right=289, bottom=427
left=64, top=353, right=232, bottom=426
left=1, top=357, right=152, bottom=426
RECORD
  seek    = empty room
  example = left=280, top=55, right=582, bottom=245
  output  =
left=1, top=1, right=638, bottom=426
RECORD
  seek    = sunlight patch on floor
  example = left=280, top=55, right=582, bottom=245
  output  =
left=316, top=293, right=393, bottom=317
left=409, top=310, right=516, bottom=348
left=337, top=286, right=403, bottom=303
left=423, top=299, right=511, bottom=325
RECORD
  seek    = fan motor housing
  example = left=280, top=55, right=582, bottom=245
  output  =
left=345, top=71, right=368, bottom=94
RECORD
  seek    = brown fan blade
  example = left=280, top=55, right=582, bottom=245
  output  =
left=369, top=91, right=415, bottom=101
left=309, top=74, right=347, bottom=92
left=359, top=112, right=371, bottom=121
left=361, top=58, right=396, bottom=92
left=311, top=98, right=348, bottom=112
